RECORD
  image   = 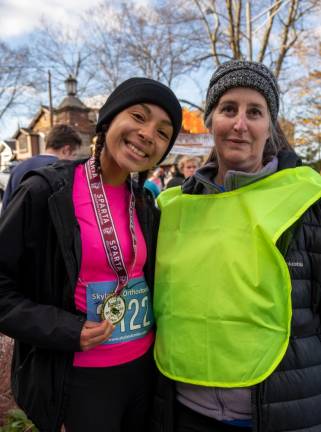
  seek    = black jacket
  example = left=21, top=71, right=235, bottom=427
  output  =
left=151, top=151, right=321, bottom=432
left=0, top=159, right=160, bottom=432
left=166, top=173, right=185, bottom=189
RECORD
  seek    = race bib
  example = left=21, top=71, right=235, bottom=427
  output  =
left=86, top=276, right=154, bottom=344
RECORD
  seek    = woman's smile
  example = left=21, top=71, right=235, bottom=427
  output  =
left=124, top=139, right=148, bottom=159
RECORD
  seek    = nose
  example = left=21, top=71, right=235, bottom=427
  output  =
left=233, top=112, right=248, bottom=133
left=138, top=123, right=155, bottom=144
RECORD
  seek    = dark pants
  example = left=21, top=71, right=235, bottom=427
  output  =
left=174, top=400, right=252, bottom=432
left=64, top=348, right=155, bottom=432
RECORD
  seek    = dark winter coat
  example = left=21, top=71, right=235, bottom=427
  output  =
left=0, top=159, right=160, bottom=432
left=151, top=151, right=321, bottom=432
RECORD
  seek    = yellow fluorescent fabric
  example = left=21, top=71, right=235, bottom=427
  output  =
left=154, top=167, right=321, bottom=387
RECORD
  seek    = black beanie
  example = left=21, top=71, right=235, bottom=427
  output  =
left=96, top=77, right=182, bottom=163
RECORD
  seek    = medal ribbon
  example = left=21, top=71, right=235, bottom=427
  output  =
left=85, top=157, right=137, bottom=296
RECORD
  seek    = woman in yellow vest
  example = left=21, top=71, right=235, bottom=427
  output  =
left=152, top=60, right=321, bottom=432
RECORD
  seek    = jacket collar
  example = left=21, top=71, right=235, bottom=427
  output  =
left=182, top=150, right=301, bottom=195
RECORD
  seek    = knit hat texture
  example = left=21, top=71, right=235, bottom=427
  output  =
left=96, top=77, right=182, bottom=163
left=204, top=60, right=280, bottom=125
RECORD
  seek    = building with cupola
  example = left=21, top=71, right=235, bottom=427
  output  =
left=13, top=75, right=96, bottom=160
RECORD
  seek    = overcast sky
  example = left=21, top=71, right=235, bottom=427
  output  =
left=0, top=0, right=149, bottom=41
left=0, top=0, right=95, bottom=40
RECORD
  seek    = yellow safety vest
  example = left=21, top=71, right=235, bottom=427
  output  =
left=154, top=167, right=321, bottom=387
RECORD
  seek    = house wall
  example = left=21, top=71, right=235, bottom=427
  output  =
left=32, top=111, right=52, bottom=135
left=16, top=134, right=32, bottom=160
left=15, top=106, right=96, bottom=160
left=30, top=135, right=39, bottom=156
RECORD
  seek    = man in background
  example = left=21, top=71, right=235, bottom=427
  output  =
left=2, top=124, right=82, bottom=211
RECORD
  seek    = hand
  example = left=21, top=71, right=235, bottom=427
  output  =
left=80, top=320, right=115, bottom=351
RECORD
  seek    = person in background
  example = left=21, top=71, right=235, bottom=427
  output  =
left=2, top=124, right=81, bottom=210
left=0, top=78, right=182, bottom=432
left=152, top=60, right=321, bottom=432
left=166, top=162, right=184, bottom=187
left=150, top=166, right=167, bottom=190
left=144, top=169, right=161, bottom=198
left=166, top=156, right=201, bottom=188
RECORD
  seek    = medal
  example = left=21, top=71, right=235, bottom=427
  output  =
left=101, top=294, right=126, bottom=324
left=85, top=158, right=137, bottom=326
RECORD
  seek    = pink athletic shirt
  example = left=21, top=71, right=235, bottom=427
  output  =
left=72, top=164, right=154, bottom=367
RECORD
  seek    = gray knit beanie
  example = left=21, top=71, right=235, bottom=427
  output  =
left=204, top=60, right=279, bottom=126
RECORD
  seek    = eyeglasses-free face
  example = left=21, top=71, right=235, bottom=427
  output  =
left=100, top=103, right=174, bottom=184
left=211, top=87, right=270, bottom=182
left=182, top=163, right=198, bottom=178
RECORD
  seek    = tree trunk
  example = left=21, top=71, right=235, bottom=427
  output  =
left=0, top=334, right=16, bottom=425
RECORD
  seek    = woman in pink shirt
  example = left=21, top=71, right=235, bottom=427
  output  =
left=0, top=78, right=182, bottom=432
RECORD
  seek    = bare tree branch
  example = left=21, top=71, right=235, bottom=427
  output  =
left=257, top=0, right=282, bottom=63
left=179, top=99, right=204, bottom=111
left=274, top=0, right=299, bottom=78
left=226, top=0, right=238, bottom=58
left=234, top=0, right=243, bottom=58
left=0, top=42, right=32, bottom=121
left=29, top=19, right=95, bottom=99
